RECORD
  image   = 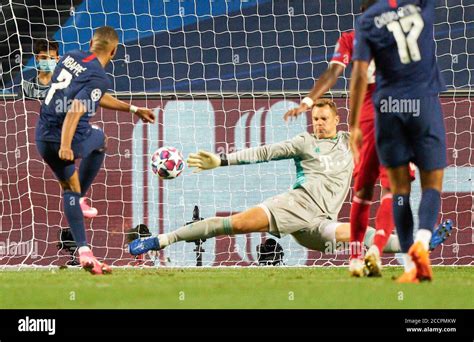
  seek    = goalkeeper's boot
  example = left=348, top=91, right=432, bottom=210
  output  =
left=364, top=245, right=382, bottom=277
left=79, top=249, right=103, bottom=275
left=129, top=236, right=161, bottom=256
left=80, top=197, right=98, bottom=219
left=395, top=268, right=419, bottom=284
left=429, top=219, right=453, bottom=251
left=409, top=241, right=433, bottom=282
left=349, top=258, right=367, bottom=277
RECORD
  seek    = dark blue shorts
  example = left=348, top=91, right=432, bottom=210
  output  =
left=36, top=126, right=105, bottom=181
left=374, top=96, right=447, bottom=171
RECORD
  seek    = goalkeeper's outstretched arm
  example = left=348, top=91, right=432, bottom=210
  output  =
left=187, top=135, right=304, bottom=173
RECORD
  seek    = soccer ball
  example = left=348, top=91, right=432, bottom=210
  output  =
left=151, top=146, right=185, bottom=179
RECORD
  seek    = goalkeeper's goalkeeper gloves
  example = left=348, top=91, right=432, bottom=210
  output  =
left=187, top=150, right=223, bottom=173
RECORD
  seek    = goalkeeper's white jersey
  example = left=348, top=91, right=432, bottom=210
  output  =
left=227, top=131, right=354, bottom=220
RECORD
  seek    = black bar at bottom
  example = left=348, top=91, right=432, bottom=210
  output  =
left=0, top=309, right=472, bottom=338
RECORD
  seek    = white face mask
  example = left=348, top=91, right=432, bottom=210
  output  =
left=37, top=59, right=57, bottom=72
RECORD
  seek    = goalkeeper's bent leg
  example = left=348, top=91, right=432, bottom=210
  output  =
left=159, top=217, right=234, bottom=248
left=159, top=206, right=270, bottom=248
left=129, top=207, right=270, bottom=255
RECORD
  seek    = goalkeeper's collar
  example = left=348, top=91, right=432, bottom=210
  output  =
left=312, top=132, right=339, bottom=140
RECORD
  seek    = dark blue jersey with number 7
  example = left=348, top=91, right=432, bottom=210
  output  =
left=352, top=0, right=446, bottom=102
left=35, top=50, right=110, bottom=143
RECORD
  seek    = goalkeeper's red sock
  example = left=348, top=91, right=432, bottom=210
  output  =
left=350, top=197, right=371, bottom=260
left=373, top=194, right=395, bottom=255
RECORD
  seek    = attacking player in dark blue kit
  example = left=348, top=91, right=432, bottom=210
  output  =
left=349, top=0, right=447, bottom=282
left=36, top=26, right=155, bottom=274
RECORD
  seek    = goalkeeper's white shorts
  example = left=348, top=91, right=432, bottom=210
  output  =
left=258, top=187, right=337, bottom=252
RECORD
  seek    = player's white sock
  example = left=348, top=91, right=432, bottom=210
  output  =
left=364, top=227, right=376, bottom=246
left=157, top=234, right=170, bottom=248
left=365, top=227, right=402, bottom=253
left=78, top=246, right=91, bottom=254
left=367, top=244, right=380, bottom=258
left=382, top=233, right=401, bottom=253
left=415, top=229, right=432, bottom=251
left=403, top=253, right=416, bottom=272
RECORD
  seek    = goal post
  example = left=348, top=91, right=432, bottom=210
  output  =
left=0, top=0, right=472, bottom=267
left=1, top=91, right=472, bottom=267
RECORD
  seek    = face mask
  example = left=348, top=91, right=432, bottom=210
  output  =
left=37, top=59, right=57, bottom=72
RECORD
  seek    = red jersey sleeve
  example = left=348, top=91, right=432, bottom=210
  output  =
left=330, top=31, right=355, bottom=68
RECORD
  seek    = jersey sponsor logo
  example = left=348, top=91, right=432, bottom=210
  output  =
left=318, top=155, right=333, bottom=172
left=91, top=88, right=102, bottom=102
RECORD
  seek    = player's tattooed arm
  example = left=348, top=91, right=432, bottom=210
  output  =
left=99, top=93, right=155, bottom=123
left=348, top=60, right=369, bottom=165
left=284, top=62, right=345, bottom=122
left=59, top=99, right=86, bottom=161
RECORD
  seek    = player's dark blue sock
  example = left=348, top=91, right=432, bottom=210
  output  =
left=63, top=191, right=87, bottom=247
left=79, top=150, right=105, bottom=197
left=392, top=194, right=413, bottom=253
left=418, top=188, right=441, bottom=233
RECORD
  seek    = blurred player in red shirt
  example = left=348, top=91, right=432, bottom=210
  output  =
left=284, top=0, right=415, bottom=277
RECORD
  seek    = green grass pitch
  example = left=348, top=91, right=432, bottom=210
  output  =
left=1, top=266, right=472, bottom=309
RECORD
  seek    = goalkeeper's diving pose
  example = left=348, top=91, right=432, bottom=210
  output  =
left=129, top=99, right=450, bottom=260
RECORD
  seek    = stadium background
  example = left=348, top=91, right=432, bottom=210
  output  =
left=0, top=0, right=472, bottom=267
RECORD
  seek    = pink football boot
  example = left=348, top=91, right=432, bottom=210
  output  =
left=79, top=249, right=103, bottom=275
left=80, top=197, right=98, bottom=218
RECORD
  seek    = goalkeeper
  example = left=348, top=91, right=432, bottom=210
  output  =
left=129, top=99, right=449, bottom=256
